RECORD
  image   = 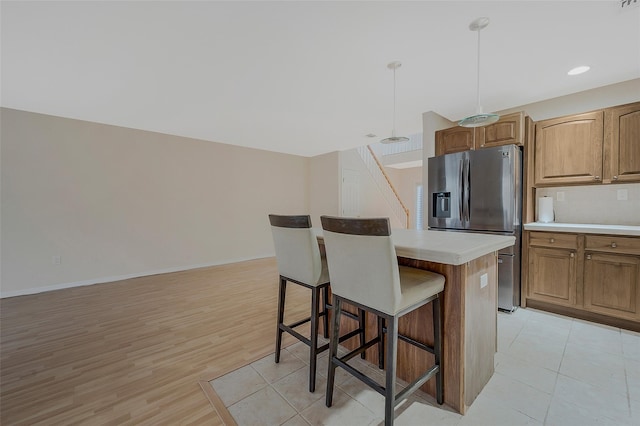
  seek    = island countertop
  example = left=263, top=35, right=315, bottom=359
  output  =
left=316, top=228, right=515, bottom=265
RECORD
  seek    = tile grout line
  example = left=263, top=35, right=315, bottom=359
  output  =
left=622, top=328, right=633, bottom=418
left=248, top=358, right=302, bottom=426
left=541, top=316, right=572, bottom=425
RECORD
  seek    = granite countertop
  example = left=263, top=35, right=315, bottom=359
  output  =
left=315, top=228, right=515, bottom=266
left=523, top=222, right=640, bottom=236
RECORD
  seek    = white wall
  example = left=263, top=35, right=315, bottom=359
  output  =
left=386, top=167, right=423, bottom=229
left=0, top=108, right=309, bottom=297
left=497, top=78, right=640, bottom=121
left=309, top=151, right=340, bottom=228
left=536, top=184, right=640, bottom=226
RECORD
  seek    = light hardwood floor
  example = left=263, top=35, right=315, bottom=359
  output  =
left=0, top=258, right=310, bottom=425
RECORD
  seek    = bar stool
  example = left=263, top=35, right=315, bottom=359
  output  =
left=268, top=214, right=365, bottom=393
left=320, top=215, right=445, bottom=426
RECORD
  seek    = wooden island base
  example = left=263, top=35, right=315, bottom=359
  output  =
left=337, top=252, right=498, bottom=415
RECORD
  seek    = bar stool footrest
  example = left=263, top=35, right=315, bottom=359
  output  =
left=333, top=356, right=385, bottom=396
left=339, top=337, right=380, bottom=363
left=398, top=333, right=435, bottom=355
left=395, top=364, right=439, bottom=403
left=279, top=325, right=311, bottom=346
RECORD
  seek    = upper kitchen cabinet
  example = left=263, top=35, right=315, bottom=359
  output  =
left=435, top=111, right=526, bottom=156
left=604, top=101, right=640, bottom=183
left=475, top=112, right=525, bottom=149
left=534, top=111, right=604, bottom=186
left=435, top=126, right=474, bottom=155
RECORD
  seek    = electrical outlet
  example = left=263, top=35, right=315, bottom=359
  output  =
left=480, top=273, right=488, bottom=289
left=617, top=189, right=628, bottom=201
left=556, top=191, right=565, bottom=202
left=52, top=255, right=61, bottom=265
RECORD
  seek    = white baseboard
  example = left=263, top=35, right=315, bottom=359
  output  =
left=0, top=255, right=274, bottom=299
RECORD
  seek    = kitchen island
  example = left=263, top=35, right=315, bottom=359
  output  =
left=317, top=228, right=515, bottom=415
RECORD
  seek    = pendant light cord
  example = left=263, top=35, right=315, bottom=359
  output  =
left=381, top=61, right=409, bottom=143
left=458, top=17, right=499, bottom=128
left=392, top=66, right=397, bottom=137
left=476, top=27, right=482, bottom=115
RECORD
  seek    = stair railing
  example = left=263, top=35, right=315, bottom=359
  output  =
left=356, top=145, right=410, bottom=228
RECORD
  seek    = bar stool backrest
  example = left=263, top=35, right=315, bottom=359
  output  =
left=269, top=214, right=323, bottom=286
left=320, top=216, right=402, bottom=315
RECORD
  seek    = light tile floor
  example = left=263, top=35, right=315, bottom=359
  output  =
left=209, top=308, right=640, bottom=425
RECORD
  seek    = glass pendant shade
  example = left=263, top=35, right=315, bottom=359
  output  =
left=459, top=112, right=500, bottom=128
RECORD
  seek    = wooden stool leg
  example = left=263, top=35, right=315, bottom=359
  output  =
left=326, top=298, right=342, bottom=407
left=384, top=315, right=398, bottom=426
left=275, top=277, right=286, bottom=363
left=309, top=287, right=320, bottom=392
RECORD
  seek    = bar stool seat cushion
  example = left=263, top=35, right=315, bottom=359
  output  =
left=396, top=266, right=445, bottom=314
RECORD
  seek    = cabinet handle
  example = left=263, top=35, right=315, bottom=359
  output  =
left=594, top=176, right=601, bottom=180
left=570, top=252, right=575, bottom=258
left=613, top=175, right=618, bottom=180
left=586, top=254, right=592, bottom=260
left=549, top=238, right=555, bottom=243
left=611, top=242, right=617, bottom=248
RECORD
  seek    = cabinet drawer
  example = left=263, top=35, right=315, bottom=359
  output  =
left=585, top=235, right=640, bottom=255
left=529, top=232, right=578, bottom=249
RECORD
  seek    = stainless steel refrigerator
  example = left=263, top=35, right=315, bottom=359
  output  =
left=427, top=144, right=522, bottom=311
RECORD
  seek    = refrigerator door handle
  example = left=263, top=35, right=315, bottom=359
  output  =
left=463, top=158, right=470, bottom=222
left=466, top=157, right=471, bottom=222
left=458, top=158, right=464, bottom=220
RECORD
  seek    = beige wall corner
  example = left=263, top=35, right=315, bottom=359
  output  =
left=308, top=151, right=339, bottom=228
left=0, top=108, right=308, bottom=296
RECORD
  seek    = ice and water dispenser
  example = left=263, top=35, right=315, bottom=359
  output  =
left=433, top=192, right=451, bottom=218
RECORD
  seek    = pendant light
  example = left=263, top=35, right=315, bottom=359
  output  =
left=458, top=17, right=499, bottom=128
left=381, top=61, right=409, bottom=144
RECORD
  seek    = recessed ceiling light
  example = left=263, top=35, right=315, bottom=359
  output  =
left=568, top=65, right=590, bottom=76
left=365, top=133, right=377, bottom=138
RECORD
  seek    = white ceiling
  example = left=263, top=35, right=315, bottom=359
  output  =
left=2, top=1, right=639, bottom=157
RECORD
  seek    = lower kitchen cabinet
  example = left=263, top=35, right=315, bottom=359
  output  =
left=528, top=246, right=577, bottom=307
left=524, top=230, right=640, bottom=330
left=584, top=252, right=640, bottom=321
left=584, top=234, right=640, bottom=321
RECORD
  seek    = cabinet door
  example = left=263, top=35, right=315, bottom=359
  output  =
left=604, top=102, right=640, bottom=183
left=435, top=127, right=474, bottom=156
left=584, top=252, right=640, bottom=321
left=534, top=111, right=604, bottom=186
left=528, top=246, right=577, bottom=307
left=475, top=112, right=524, bottom=149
